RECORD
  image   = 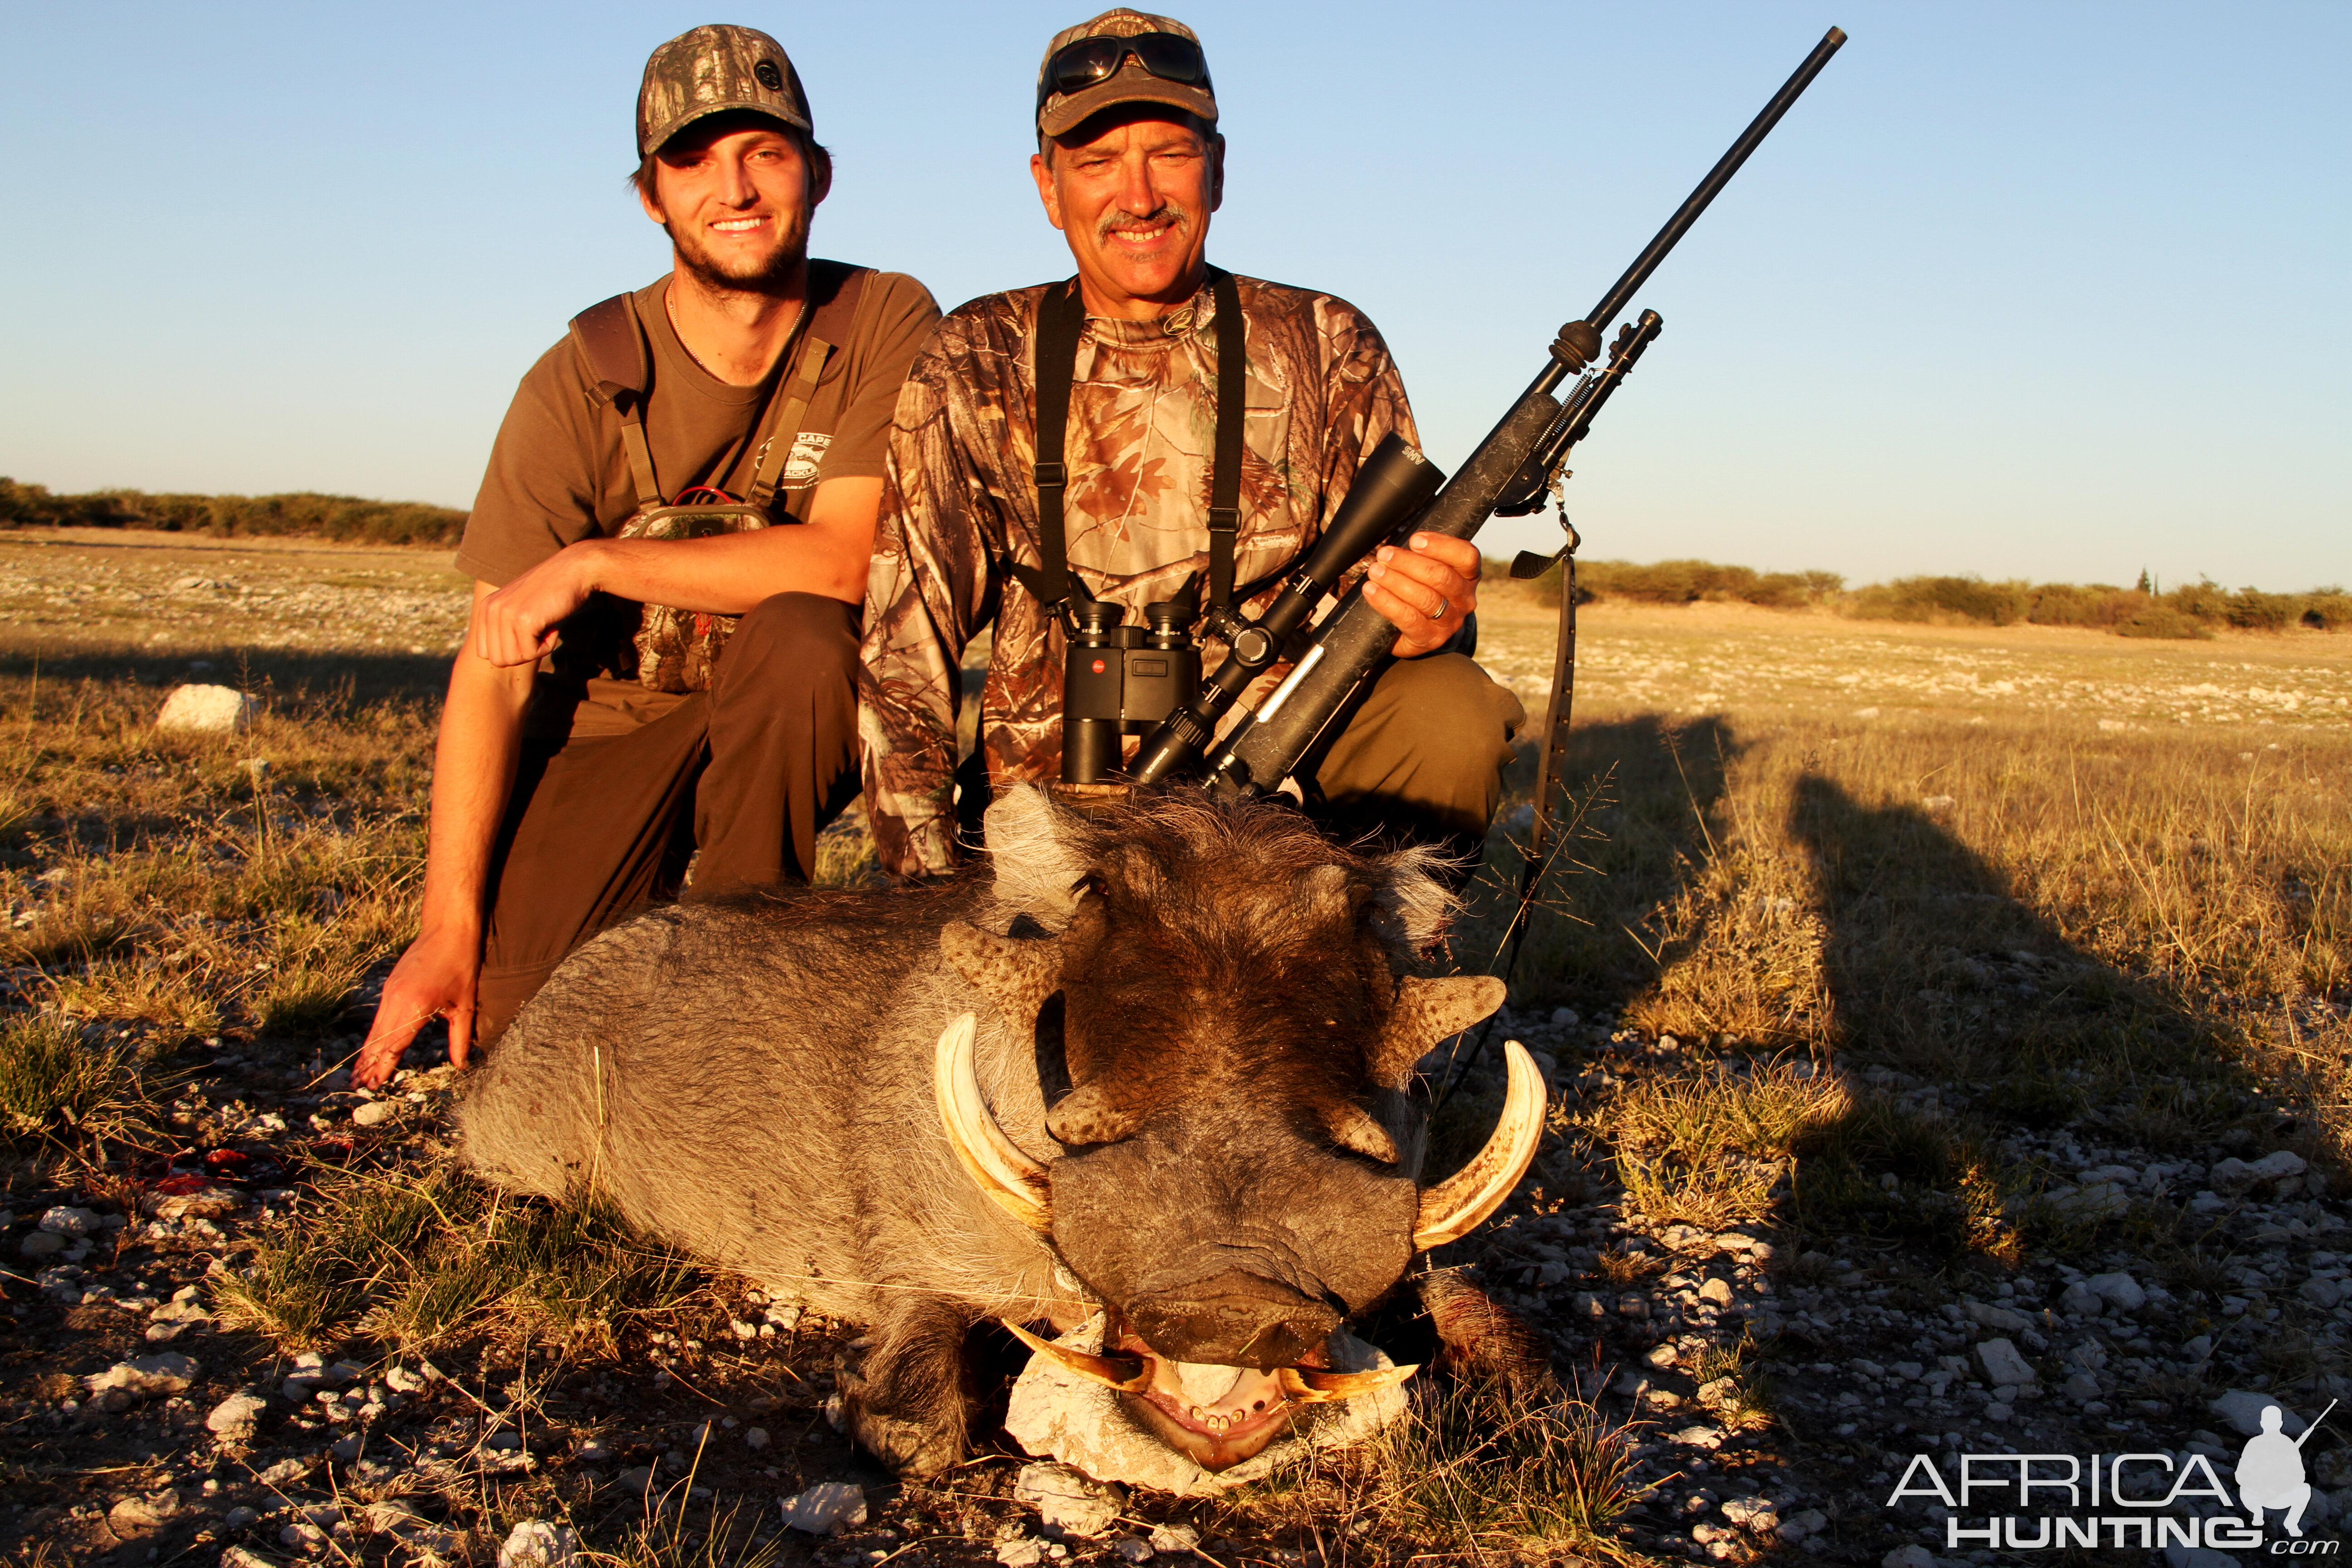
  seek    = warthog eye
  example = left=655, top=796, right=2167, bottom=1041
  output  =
left=1071, top=870, right=1111, bottom=901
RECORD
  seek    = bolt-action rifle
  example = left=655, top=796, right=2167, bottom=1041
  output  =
left=1128, top=26, right=1847, bottom=807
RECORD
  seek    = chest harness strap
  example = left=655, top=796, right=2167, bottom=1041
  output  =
left=1014, top=267, right=1247, bottom=623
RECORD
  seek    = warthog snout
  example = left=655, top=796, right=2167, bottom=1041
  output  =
left=1122, top=1269, right=1341, bottom=1369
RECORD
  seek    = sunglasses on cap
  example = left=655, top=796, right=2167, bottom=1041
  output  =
left=1036, top=31, right=1211, bottom=113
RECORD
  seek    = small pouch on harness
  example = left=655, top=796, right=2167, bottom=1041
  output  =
left=614, top=489, right=779, bottom=693
left=568, top=268, right=861, bottom=693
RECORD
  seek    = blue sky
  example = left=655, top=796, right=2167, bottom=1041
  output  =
left=1, top=2, right=2344, bottom=589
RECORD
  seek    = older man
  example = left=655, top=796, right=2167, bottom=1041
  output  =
left=357, top=25, right=938, bottom=1086
left=860, top=9, right=1522, bottom=879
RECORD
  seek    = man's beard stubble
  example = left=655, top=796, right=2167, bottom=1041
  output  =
left=668, top=212, right=811, bottom=295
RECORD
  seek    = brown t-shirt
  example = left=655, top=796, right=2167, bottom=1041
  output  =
left=456, top=263, right=941, bottom=588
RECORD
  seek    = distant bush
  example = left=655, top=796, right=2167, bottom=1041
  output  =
left=2114, top=604, right=2215, bottom=640
left=2024, top=583, right=2142, bottom=627
left=1542, top=554, right=2340, bottom=640
left=2223, top=587, right=2300, bottom=632
left=0, top=477, right=465, bottom=547
left=2303, top=593, right=2352, bottom=631
left=1847, top=575, right=2029, bottom=626
left=2165, top=577, right=2232, bottom=624
left=1578, top=559, right=1842, bottom=607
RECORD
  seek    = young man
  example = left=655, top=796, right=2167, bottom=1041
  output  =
left=859, top=9, right=1522, bottom=880
left=357, top=25, right=939, bottom=1087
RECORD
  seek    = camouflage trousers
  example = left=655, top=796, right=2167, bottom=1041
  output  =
left=475, top=592, right=862, bottom=1044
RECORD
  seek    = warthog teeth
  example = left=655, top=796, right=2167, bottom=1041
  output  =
left=1276, top=1362, right=1421, bottom=1404
left=1002, top=1319, right=1154, bottom=1393
left=1410, top=1039, right=1548, bottom=1250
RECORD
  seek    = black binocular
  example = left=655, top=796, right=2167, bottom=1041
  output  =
left=1060, top=597, right=1201, bottom=784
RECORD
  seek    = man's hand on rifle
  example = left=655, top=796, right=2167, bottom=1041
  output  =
left=1364, top=532, right=1480, bottom=658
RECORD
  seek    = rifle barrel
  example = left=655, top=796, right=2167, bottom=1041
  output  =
left=1199, top=27, right=1847, bottom=799
left=1584, top=26, right=1847, bottom=335
left=2294, top=1398, right=2338, bottom=1448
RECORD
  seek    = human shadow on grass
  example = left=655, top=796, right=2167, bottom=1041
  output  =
left=1782, top=771, right=2298, bottom=1280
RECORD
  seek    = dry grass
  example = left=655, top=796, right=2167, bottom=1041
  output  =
left=1460, top=594, right=2351, bottom=1230
left=1215, top=1376, right=1642, bottom=1563
left=1688, top=1332, right=1776, bottom=1434
left=574, top=1498, right=786, bottom=1568
left=0, top=1012, right=163, bottom=1157
left=212, top=1159, right=705, bottom=1356
left=1596, top=1062, right=1845, bottom=1229
left=3, top=548, right=2350, bottom=1563
left=0, top=652, right=436, bottom=1090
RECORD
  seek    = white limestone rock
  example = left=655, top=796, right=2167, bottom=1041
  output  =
left=1975, top=1338, right=2037, bottom=1387
left=156, top=684, right=256, bottom=735
left=1015, top=1461, right=1126, bottom=1538
left=779, top=1482, right=866, bottom=1535
left=498, top=1519, right=578, bottom=1568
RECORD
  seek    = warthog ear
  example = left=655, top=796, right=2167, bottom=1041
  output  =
left=1044, top=1080, right=1142, bottom=1147
left=1368, top=844, right=1457, bottom=958
left=1372, top=974, right=1507, bottom=1087
left=983, top=786, right=1090, bottom=924
left=941, top=921, right=1065, bottom=1033
left=1299, top=862, right=1357, bottom=922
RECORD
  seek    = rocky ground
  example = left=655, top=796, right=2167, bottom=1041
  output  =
left=2, top=539, right=2347, bottom=1566
left=1463, top=1001, right=2352, bottom=1568
left=10, top=991, right=2352, bottom=1567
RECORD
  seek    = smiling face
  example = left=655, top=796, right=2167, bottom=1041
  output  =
left=640, top=111, right=829, bottom=291
left=1030, top=108, right=1223, bottom=320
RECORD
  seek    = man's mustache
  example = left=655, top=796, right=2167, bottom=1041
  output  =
left=1097, top=204, right=1189, bottom=240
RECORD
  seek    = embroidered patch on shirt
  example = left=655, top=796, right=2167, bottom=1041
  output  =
left=782, top=430, right=832, bottom=486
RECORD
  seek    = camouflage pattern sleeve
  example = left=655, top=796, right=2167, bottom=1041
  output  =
left=1308, top=293, right=1420, bottom=539
left=857, top=317, right=1007, bottom=880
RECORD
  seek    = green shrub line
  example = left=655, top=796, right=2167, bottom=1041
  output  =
left=5, top=472, right=2340, bottom=639
left=1512, top=555, right=2348, bottom=638
left=0, top=476, right=466, bottom=547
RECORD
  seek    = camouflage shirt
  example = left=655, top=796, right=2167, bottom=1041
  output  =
left=858, top=272, right=1418, bottom=878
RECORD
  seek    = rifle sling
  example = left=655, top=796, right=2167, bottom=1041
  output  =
left=1524, top=538, right=1581, bottom=877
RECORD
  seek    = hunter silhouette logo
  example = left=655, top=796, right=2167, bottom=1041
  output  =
left=1884, top=1399, right=2340, bottom=1553
left=2239, top=1400, right=2334, bottom=1538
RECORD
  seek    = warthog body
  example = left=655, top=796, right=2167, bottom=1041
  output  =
left=459, top=787, right=1541, bottom=1475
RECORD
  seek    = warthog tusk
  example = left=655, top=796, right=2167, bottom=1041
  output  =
left=1002, top=1319, right=1154, bottom=1392
left=1411, top=1039, right=1547, bottom=1250
left=933, top=1013, right=1052, bottom=1232
left=1277, top=1362, right=1421, bottom=1404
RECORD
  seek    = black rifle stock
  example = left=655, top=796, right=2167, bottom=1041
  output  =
left=1190, top=25, right=1847, bottom=802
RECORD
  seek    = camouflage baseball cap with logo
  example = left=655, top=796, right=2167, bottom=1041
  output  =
left=637, top=24, right=813, bottom=158
left=1036, top=10, right=1217, bottom=138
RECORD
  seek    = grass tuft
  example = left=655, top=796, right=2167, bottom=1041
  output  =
left=1363, top=1377, right=1639, bottom=1553
left=0, top=1012, right=158, bottom=1150
left=1594, top=1061, right=1845, bottom=1228
left=213, top=1161, right=704, bottom=1356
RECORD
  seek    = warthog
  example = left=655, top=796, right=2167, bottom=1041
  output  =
left=458, top=786, right=1544, bottom=1476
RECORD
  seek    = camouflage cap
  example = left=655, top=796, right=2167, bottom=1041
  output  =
left=1036, top=10, right=1217, bottom=138
left=637, top=24, right=812, bottom=157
